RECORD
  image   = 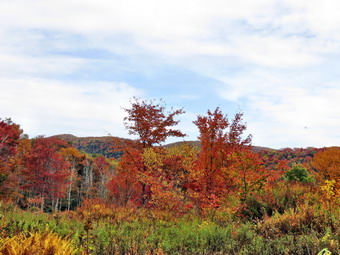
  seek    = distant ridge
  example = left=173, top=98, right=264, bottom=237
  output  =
left=165, top=140, right=275, bottom=152
left=50, top=134, right=131, bottom=158
left=51, top=134, right=276, bottom=158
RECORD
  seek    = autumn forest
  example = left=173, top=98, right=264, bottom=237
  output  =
left=0, top=98, right=339, bottom=255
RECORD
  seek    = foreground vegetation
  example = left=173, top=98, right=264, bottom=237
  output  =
left=1, top=98, right=339, bottom=254
left=0, top=181, right=339, bottom=255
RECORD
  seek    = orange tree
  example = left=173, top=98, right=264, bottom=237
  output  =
left=312, top=147, right=340, bottom=199
left=111, top=98, right=186, bottom=206
left=228, top=149, right=269, bottom=202
left=142, top=144, right=198, bottom=213
left=312, top=147, right=340, bottom=182
left=59, top=147, right=86, bottom=210
left=193, top=107, right=252, bottom=209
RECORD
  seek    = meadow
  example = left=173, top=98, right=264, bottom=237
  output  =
left=0, top=181, right=339, bottom=255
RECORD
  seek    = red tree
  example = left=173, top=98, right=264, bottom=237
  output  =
left=123, top=97, right=186, bottom=148
left=0, top=118, right=22, bottom=158
left=0, top=118, right=23, bottom=199
left=193, top=108, right=252, bottom=208
left=22, top=137, right=70, bottom=211
left=110, top=98, right=186, bottom=206
left=108, top=148, right=143, bottom=206
left=228, top=149, right=269, bottom=201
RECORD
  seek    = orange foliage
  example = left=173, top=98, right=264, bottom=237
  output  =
left=193, top=108, right=252, bottom=208
left=312, top=147, right=340, bottom=188
left=107, top=148, right=143, bottom=206
left=110, top=98, right=187, bottom=207
left=228, top=149, right=269, bottom=200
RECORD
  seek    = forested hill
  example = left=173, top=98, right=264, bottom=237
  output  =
left=51, top=134, right=272, bottom=157
left=165, top=140, right=273, bottom=152
left=50, top=134, right=129, bottom=158
left=50, top=135, right=321, bottom=167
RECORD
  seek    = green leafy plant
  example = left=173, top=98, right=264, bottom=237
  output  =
left=318, top=248, right=332, bottom=255
left=284, top=164, right=315, bottom=183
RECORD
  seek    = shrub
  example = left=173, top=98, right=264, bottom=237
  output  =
left=236, top=196, right=269, bottom=221
left=0, top=232, right=82, bottom=255
left=284, top=164, right=315, bottom=183
left=262, top=181, right=316, bottom=213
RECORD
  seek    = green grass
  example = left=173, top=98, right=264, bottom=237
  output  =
left=0, top=206, right=339, bottom=255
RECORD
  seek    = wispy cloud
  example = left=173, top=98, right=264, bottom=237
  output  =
left=1, top=78, right=143, bottom=137
left=0, top=0, right=339, bottom=148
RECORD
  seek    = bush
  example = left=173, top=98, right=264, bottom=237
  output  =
left=236, top=196, right=269, bottom=221
left=0, top=232, right=82, bottom=255
left=284, top=164, right=315, bottom=183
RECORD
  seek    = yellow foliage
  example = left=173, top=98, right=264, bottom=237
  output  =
left=143, top=147, right=164, bottom=170
left=321, top=180, right=338, bottom=200
left=0, top=232, right=82, bottom=255
left=77, top=200, right=140, bottom=223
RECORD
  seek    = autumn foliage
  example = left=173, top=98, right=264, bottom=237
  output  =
left=192, top=108, right=252, bottom=208
left=123, top=97, right=186, bottom=148
left=1, top=101, right=338, bottom=214
left=0, top=118, right=23, bottom=198
left=312, top=147, right=340, bottom=187
left=0, top=99, right=339, bottom=255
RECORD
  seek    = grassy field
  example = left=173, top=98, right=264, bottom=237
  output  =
left=0, top=198, right=338, bottom=255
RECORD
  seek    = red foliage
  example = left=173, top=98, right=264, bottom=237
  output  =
left=0, top=118, right=23, bottom=198
left=107, top=148, right=143, bottom=206
left=0, top=118, right=22, bottom=171
left=259, top=147, right=321, bottom=172
left=22, top=137, right=70, bottom=204
left=110, top=98, right=187, bottom=207
left=123, top=97, right=186, bottom=148
left=93, top=156, right=110, bottom=177
left=228, top=149, right=269, bottom=200
left=192, top=108, right=252, bottom=208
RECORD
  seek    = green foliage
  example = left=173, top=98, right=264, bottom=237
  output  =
left=0, top=206, right=338, bottom=255
left=318, top=248, right=332, bottom=255
left=236, top=196, right=270, bottom=221
left=284, top=164, right=315, bottom=183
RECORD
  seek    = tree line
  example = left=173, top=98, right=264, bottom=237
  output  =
left=0, top=98, right=338, bottom=214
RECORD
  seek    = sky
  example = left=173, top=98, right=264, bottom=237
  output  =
left=0, top=0, right=339, bottom=149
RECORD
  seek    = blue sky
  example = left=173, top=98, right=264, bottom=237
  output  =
left=0, top=0, right=339, bottom=149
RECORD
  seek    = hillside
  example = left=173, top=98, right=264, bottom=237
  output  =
left=50, top=135, right=319, bottom=168
left=51, top=135, right=274, bottom=158
left=50, top=134, right=131, bottom=158
left=166, top=140, right=275, bottom=152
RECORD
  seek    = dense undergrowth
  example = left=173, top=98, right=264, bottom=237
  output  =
left=0, top=184, right=339, bottom=255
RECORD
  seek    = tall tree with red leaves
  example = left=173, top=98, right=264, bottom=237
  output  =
left=0, top=118, right=23, bottom=199
left=111, top=98, right=186, bottom=206
left=193, top=108, right=252, bottom=208
left=123, top=97, right=186, bottom=148
left=22, top=137, right=70, bottom=211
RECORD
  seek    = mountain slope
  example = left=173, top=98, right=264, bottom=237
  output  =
left=51, top=134, right=276, bottom=158
left=50, top=134, right=131, bottom=158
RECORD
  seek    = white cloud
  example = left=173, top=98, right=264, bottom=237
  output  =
left=0, top=78, right=144, bottom=137
left=0, top=0, right=340, bottom=148
left=1, top=0, right=337, bottom=61
left=1, top=0, right=340, bottom=67
left=218, top=70, right=340, bottom=148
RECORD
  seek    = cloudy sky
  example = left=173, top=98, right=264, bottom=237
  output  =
left=1, top=0, right=339, bottom=149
